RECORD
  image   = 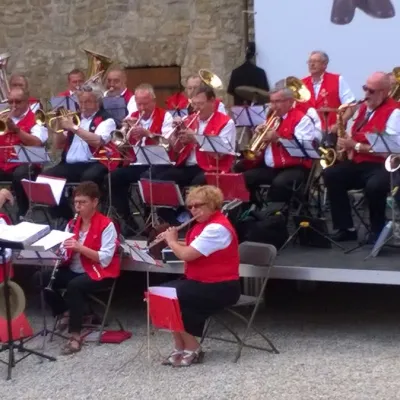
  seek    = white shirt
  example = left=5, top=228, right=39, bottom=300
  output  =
left=190, top=223, right=232, bottom=256
left=67, top=221, right=117, bottom=274
left=217, top=101, right=227, bottom=115
left=186, top=116, right=236, bottom=166
left=264, top=112, right=317, bottom=167
left=0, top=218, right=11, bottom=262
left=136, top=110, right=173, bottom=146
left=12, top=109, right=48, bottom=144
left=312, top=74, right=356, bottom=105
left=121, top=88, right=138, bottom=115
left=306, top=107, right=322, bottom=142
left=29, top=102, right=40, bottom=113
left=65, top=113, right=116, bottom=163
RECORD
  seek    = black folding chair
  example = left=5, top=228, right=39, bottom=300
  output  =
left=200, top=242, right=279, bottom=362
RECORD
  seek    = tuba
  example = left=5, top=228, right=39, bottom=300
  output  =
left=0, top=280, right=26, bottom=320
left=81, top=48, right=113, bottom=93
left=389, top=67, right=400, bottom=101
left=198, top=69, right=223, bottom=90
left=0, top=53, right=10, bottom=104
left=285, top=76, right=311, bottom=103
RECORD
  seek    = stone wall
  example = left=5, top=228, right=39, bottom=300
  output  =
left=0, top=0, right=255, bottom=102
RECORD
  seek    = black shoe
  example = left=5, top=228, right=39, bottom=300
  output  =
left=365, top=231, right=379, bottom=245
left=330, top=229, right=358, bottom=242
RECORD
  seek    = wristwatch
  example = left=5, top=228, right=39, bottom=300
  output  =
left=354, top=142, right=362, bottom=152
left=72, top=124, right=79, bottom=132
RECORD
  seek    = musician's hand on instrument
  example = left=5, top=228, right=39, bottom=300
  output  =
left=124, top=117, right=137, bottom=127
left=164, top=227, right=178, bottom=244
left=172, top=117, right=183, bottom=126
left=337, top=136, right=356, bottom=151
left=179, top=132, right=196, bottom=144
left=63, top=238, right=82, bottom=252
left=6, top=118, right=19, bottom=133
left=329, top=124, right=338, bottom=134
left=255, top=124, right=265, bottom=134
left=60, top=117, right=75, bottom=131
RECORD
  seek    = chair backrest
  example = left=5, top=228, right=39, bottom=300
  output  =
left=239, top=241, right=277, bottom=268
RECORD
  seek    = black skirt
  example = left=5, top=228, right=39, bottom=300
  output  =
left=161, top=278, right=241, bottom=337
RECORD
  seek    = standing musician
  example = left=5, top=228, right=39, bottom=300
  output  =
left=104, top=67, right=137, bottom=115
left=108, top=83, right=172, bottom=226
left=235, top=80, right=318, bottom=204
left=40, top=182, right=120, bottom=355
left=324, top=71, right=400, bottom=242
left=296, top=51, right=356, bottom=135
left=158, top=186, right=241, bottom=367
left=57, top=68, right=85, bottom=97
left=46, top=87, right=117, bottom=220
left=9, top=74, right=41, bottom=112
left=0, top=87, right=48, bottom=217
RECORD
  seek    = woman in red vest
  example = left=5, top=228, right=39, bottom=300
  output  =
left=158, top=185, right=241, bottom=367
left=41, top=182, right=120, bottom=355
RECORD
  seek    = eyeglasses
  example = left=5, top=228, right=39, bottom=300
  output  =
left=362, top=85, right=377, bottom=94
left=8, top=99, right=23, bottom=105
left=187, top=202, right=206, bottom=209
left=74, top=199, right=90, bottom=205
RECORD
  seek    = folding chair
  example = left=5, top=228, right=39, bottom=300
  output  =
left=348, top=189, right=370, bottom=233
left=200, top=241, right=279, bottom=362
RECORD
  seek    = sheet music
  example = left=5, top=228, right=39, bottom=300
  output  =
left=148, top=286, right=178, bottom=299
left=28, top=230, right=74, bottom=252
left=122, top=240, right=160, bottom=266
left=36, top=175, right=66, bottom=205
left=365, top=133, right=400, bottom=154
left=230, top=105, right=267, bottom=126
left=102, top=97, right=127, bottom=122
left=0, top=222, right=50, bottom=246
left=50, top=96, right=78, bottom=112
left=13, top=146, right=51, bottom=163
left=132, top=145, right=175, bottom=165
left=279, top=139, right=320, bottom=159
left=195, top=135, right=237, bottom=155
left=17, top=250, right=58, bottom=259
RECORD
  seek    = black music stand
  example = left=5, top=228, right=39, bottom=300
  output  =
left=231, top=105, right=267, bottom=145
left=50, top=96, right=79, bottom=113
left=0, top=240, right=56, bottom=380
left=103, top=97, right=127, bottom=126
left=168, top=108, right=189, bottom=118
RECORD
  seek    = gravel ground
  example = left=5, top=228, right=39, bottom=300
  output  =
left=2, top=282, right=400, bottom=400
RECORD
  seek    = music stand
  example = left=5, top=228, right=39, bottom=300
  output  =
left=50, top=96, right=78, bottom=112
left=205, top=173, right=250, bottom=202
left=103, top=97, right=127, bottom=125
left=231, top=105, right=267, bottom=145
left=0, top=240, right=56, bottom=380
left=168, top=108, right=189, bottom=118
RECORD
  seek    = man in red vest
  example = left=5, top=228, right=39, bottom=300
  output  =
left=104, top=67, right=137, bottom=115
left=57, top=68, right=85, bottom=97
left=40, top=182, right=120, bottom=355
left=1, top=87, right=48, bottom=217
left=297, top=51, right=356, bottom=139
left=108, top=83, right=173, bottom=232
left=324, top=72, right=400, bottom=242
left=46, top=88, right=118, bottom=221
left=235, top=80, right=318, bottom=205
left=9, top=74, right=42, bottom=112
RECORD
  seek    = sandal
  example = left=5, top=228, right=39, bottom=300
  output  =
left=61, top=337, right=82, bottom=356
left=173, top=348, right=204, bottom=367
left=56, top=316, right=69, bottom=333
left=161, top=349, right=183, bottom=366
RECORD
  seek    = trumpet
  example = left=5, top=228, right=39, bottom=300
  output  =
left=243, top=110, right=281, bottom=160
left=0, top=108, right=11, bottom=135
left=111, top=112, right=144, bottom=147
left=35, top=107, right=80, bottom=133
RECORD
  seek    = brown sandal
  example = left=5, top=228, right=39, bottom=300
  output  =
left=61, top=337, right=82, bottom=356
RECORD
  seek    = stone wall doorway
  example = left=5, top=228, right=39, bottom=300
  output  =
left=125, top=66, right=182, bottom=108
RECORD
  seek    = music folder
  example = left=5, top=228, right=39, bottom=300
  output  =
left=21, top=175, right=66, bottom=206
left=279, top=139, right=320, bottom=159
left=132, top=145, right=175, bottom=166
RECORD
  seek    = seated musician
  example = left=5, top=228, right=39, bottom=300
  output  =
left=324, top=72, right=400, bottom=242
left=46, top=87, right=117, bottom=220
left=57, top=68, right=85, bottom=97
left=154, top=85, right=236, bottom=225
left=235, top=80, right=318, bottom=205
left=9, top=74, right=41, bottom=112
left=108, top=83, right=172, bottom=229
left=158, top=185, right=240, bottom=367
left=296, top=51, right=356, bottom=137
left=0, top=88, right=48, bottom=218
left=40, top=182, right=120, bottom=355
left=0, top=188, right=14, bottom=283
left=104, top=67, right=137, bottom=115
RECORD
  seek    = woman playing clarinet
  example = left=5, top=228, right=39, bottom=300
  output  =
left=158, top=185, right=241, bottom=367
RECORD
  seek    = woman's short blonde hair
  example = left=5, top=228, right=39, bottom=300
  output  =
left=186, top=185, right=224, bottom=211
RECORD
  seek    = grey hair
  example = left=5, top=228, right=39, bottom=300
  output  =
left=270, top=79, right=294, bottom=99
left=135, top=83, right=156, bottom=99
left=310, top=50, right=329, bottom=64
left=78, top=85, right=104, bottom=104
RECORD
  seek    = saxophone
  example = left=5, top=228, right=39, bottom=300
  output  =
left=336, top=107, right=352, bottom=161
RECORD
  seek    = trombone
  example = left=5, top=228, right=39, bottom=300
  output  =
left=111, top=112, right=144, bottom=147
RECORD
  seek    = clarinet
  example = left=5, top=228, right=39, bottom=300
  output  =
left=45, top=213, right=79, bottom=292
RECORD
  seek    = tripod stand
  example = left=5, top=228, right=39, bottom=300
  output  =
left=0, top=243, right=55, bottom=380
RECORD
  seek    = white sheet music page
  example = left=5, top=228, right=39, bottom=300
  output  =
left=132, top=145, right=174, bottom=166
left=149, top=286, right=178, bottom=299
left=0, top=222, right=50, bottom=246
left=29, top=230, right=74, bottom=252
left=195, top=135, right=236, bottom=155
left=36, top=175, right=67, bottom=205
left=279, top=139, right=320, bottom=159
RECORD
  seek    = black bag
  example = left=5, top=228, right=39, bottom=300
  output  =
left=233, top=210, right=289, bottom=249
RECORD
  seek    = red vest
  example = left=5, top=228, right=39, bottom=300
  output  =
left=0, top=109, right=37, bottom=172
left=195, top=112, right=234, bottom=172
left=122, top=89, right=134, bottom=104
left=65, top=212, right=120, bottom=281
left=166, top=92, right=222, bottom=113
left=185, top=211, right=239, bottom=283
left=351, top=99, right=397, bottom=164
left=0, top=214, right=13, bottom=283
left=297, top=72, right=341, bottom=131
left=64, top=111, right=120, bottom=171
left=269, top=108, right=313, bottom=169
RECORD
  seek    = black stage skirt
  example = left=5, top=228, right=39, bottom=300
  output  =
left=161, top=278, right=241, bottom=337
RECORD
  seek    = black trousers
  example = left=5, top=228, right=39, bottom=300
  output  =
left=45, top=162, right=108, bottom=219
left=38, top=268, right=113, bottom=333
left=235, top=161, right=308, bottom=203
left=161, top=278, right=241, bottom=337
left=0, top=165, right=41, bottom=218
left=323, top=160, right=390, bottom=233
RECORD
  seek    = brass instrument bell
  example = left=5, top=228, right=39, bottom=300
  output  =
left=285, top=76, right=311, bottom=103
left=81, top=48, right=113, bottom=93
left=319, top=147, right=337, bottom=169
left=0, top=108, right=11, bottom=135
left=0, top=53, right=11, bottom=104
left=198, top=69, right=223, bottom=90
left=389, top=66, right=400, bottom=101
left=0, top=281, right=26, bottom=320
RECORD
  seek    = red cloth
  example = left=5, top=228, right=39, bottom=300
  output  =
left=352, top=99, right=397, bottom=164
left=195, top=111, right=234, bottom=172
left=185, top=211, right=239, bottom=283
left=165, top=92, right=189, bottom=110
left=122, top=89, right=134, bottom=104
left=0, top=109, right=36, bottom=172
left=0, top=213, right=13, bottom=283
left=296, top=72, right=341, bottom=131
left=57, top=90, right=71, bottom=97
left=270, top=108, right=313, bottom=169
left=65, top=211, right=120, bottom=281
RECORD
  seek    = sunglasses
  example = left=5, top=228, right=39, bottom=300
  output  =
left=187, top=202, right=206, bottom=209
left=362, top=85, right=377, bottom=94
